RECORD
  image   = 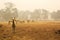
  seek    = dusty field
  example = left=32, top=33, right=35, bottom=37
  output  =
left=0, top=21, right=60, bottom=40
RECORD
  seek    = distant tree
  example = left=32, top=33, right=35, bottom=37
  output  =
left=41, top=9, right=49, bottom=20
left=0, top=9, right=6, bottom=21
left=31, top=9, right=41, bottom=20
left=19, top=11, right=25, bottom=20
left=19, top=10, right=31, bottom=20
left=51, top=10, right=60, bottom=20
left=11, top=8, right=18, bottom=18
left=0, top=2, right=18, bottom=21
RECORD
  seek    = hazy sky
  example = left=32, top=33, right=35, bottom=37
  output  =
left=0, top=0, right=60, bottom=12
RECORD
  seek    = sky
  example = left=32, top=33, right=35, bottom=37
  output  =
left=0, top=0, right=60, bottom=12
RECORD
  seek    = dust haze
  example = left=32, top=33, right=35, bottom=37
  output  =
left=0, top=0, right=60, bottom=40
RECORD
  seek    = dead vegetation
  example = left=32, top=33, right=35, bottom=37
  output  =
left=0, top=21, right=60, bottom=40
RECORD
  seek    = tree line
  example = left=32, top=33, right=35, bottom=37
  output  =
left=0, top=2, right=60, bottom=21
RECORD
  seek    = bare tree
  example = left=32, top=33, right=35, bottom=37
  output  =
left=0, top=2, right=18, bottom=21
left=40, top=9, right=49, bottom=20
left=51, top=10, right=60, bottom=20
left=31, top=9, right=41, bottom=21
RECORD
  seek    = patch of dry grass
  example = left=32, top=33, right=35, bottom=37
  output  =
left=0, top=21, right=60, bottom=40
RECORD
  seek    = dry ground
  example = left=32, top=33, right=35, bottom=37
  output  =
left=0, top=21, right=60, bottom=40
